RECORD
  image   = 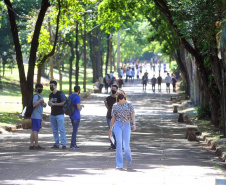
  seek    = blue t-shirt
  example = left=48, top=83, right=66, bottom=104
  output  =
left=31, top=93, right=43, bottom=120
left=69, top=94, right=81, bottom=119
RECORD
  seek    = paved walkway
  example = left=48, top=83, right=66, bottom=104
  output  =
left=0, top=83, right=226, bottom=185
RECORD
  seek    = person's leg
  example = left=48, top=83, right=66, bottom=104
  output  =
left=123, top=122, right=132, bottom=166
left=30, top=131, right=34, bottom=147
left=34, top=131, right=39, bottom=146
left=50, top=115, right=60, bottom=147
left=114, top=121, right=123, bottom=168
left=70, top=119, right=80, bottom=148
left=57, top=115, right=67, bottom=147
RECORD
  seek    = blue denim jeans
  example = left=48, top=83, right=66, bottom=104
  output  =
left=50, top=115, right=67, bottom=147
left=114, top=121, right=132, bottom=168
left=70, top=119, right=80, bottom=148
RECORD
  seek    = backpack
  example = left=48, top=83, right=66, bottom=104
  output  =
left=24, top=94, right=39, bottom=118
left=63, top=94, right=76, bottom=116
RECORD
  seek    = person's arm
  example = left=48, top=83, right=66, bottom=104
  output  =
left=109, top=117, right=116, bottom=138
left=131, top=113, right=136, bottom=131
left=33, top=95, right=43, bottom=108
left=104, top=98, right=109, bottom=109
left=76, top=103, right=84, bottom=111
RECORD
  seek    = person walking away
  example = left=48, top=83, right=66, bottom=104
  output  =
left=131, top=68, right=135, bottom=83
left=126, top=68, right=130, bottom=83
left=157, top=75, right=162, bottom=92
left=69, top=86, right=84, bottom=150
left=117, top=76, right=124, bottom=88
left=29, top=83, right=47, bottom=150
left=120, top=67, right=124, bottom=78
left=158, top=62, right=161, bottom=76
left=104, top=85, right=119, bottom=149
left=140, top=65, right=143, bottom=75
left=163, top=62, right=167, bottom=73
left=135, top=59, right=139, bottom=69
left=99, top=76, right=104, bottom=93
left=142, top=72, right=148, bottom=91
left=128, top=68, right=132, bottom=83
left=151, top=75, right=157, bottom=93
left=48, top=80, right=67, bottom=149
left=172, top=74, right=177, bottom=92
left=109, top=89, right=136, bottom=169
left=165, top=73, right=171, bottom=93
left=136, top=67, right=140, bottom=81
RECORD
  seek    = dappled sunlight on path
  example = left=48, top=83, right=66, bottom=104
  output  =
left=0, top=83, right=225, bottom=185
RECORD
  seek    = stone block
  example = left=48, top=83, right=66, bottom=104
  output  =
left=178, top=113, right=185, bottom=122
left=22, top=119, right=32, bottom=129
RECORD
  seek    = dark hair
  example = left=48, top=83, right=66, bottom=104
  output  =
left=112, top=84, right=118, bottom=89
left=74, top=85, right=80, bottom=92
left=50, top=80, right=57, bottom=86
left=35, top=83, right=43, bottom=89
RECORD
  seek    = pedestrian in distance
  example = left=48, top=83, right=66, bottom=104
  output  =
left=142, top=72, right=148, bottom=91
left=131, top=68, right=135, bottom=83
left=172, top=74, right=177, bottom=92
left=158, top=62, right=161, bottom=76
left=157, top=75, right=162, bottom=92
left=48, top=80, right=67, bottom=149
left=136, top=67, right=140, bottom=81
left=117, top=76, right=124, bottom=88
left=29, top=83, right=47, bottom=150
left=69, top=86, right=84, bottom=150
left=120, top=67, right=124, bottom=78
left=151, top=75, right=157, bottom=93
left=165, top=73, right=172, bottom=94
left=109, top=89, right=136, bottom=169
left=104, top=85, right=119, bottom=149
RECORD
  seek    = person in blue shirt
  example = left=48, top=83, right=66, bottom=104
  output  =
left=69, top=86, right=84, bottom=150
left=29, top=83, right=47, bottom=150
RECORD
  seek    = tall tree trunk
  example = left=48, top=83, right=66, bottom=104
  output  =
left=83, top=27, right=87, bottom=92
left=5, top=0, right=50, bottom=108
left=89, top=32, right=97, bottom=83
left=109, top=37, right=113, bottom=73
left=175, top=47, right=190, bottom=96
left=105, top=34, right=110, bottom=76
left=75, top=21, right=80, bottom=86
left=69, top=40, right=75, bottom=95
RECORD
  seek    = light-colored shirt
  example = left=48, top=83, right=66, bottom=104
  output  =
left=165, top=76, right=171, bottom=83
left=112, top=102, right=135, bottom=123
left=31, top=93, right=43, bottom=120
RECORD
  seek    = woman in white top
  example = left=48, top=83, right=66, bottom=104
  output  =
left=109, top=89, right=136, bottom=169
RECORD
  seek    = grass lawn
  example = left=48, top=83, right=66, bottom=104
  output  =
left=0, top=63, right=95, bottom=126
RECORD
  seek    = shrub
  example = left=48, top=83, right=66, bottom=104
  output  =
left=196, top=103, right=211, bottom=119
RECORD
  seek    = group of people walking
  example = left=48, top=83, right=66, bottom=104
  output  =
left=142, top=72, right=177, bottom=93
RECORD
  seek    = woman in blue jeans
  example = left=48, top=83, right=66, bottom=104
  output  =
left=109, top=89, right=136, bottom=169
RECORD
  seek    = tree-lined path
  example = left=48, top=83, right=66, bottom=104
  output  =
left=0, top=84, right=225, bottom=185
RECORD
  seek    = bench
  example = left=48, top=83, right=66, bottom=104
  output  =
left=172, top=104, right=179, bottom=113
left=185, top=125, right=201, bottom=141
left=216, top=179, right=226, bottom=185
left=94, top=88, right=100, bottom=93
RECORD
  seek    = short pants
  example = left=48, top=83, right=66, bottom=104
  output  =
left=32, top=119, right=42, bottom=132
